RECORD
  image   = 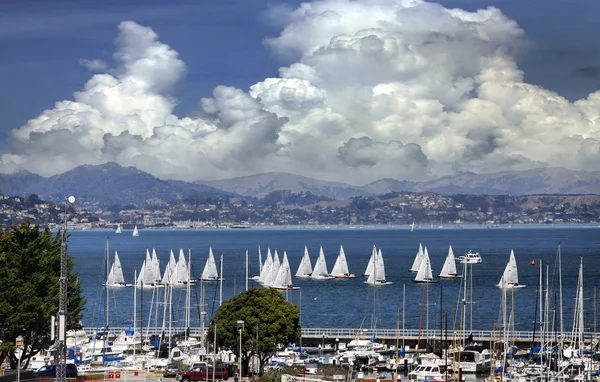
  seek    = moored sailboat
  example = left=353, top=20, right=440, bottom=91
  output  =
left=330, top=245, right=355, bottom=278
left=439, top=245, right=462, bottom=279
left=496, top=249, right=525, bottom=289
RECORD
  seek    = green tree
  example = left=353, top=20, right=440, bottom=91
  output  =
left=0, top=221, right=86, bottom=369
left=208, top=288, right=300, bottom=376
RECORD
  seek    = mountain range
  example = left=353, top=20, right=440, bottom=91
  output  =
left=2, top=163, right=600, bottom=206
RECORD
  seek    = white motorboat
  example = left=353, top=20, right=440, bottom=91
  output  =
left=456, top=250, right=482, bottom=264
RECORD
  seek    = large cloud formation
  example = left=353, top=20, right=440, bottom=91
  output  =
left=2, top=0, right=600, bottom=184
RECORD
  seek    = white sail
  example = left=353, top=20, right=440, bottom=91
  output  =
left=174, top=249, right=190, bottom=284
left=414, top=247, right=434, bottom=283
left=409, top=243, right=424, bottom=272
left=497, top=249, right=524, bottom=288
left=258, top=248, right=273, bottom=284
left=295, top=246, right=313, bottom=278
left=115, top=223, right=122, bottom=234
left=366, top=248, right=391, bottom=285
left=132, top=225, right=139, bottom=236
left=364, top=245, right=376, bottom=276
left=310, top=246, right=332, bottom=279
left=439, top=245, right=460, bottom=278
left=107, top=251, right=126, bottom=285
left=272, top=251, right=297, bottom=289
left=143, top=250, right=155, bottom=285
left=136, top=260, right=146, bottom=286
left=410, top=221, right=415, bottom=232
left=265, top=250, right=281, bottom=287
left=201, top=248, right=219, bottom=281
left=330, top=245, right=354, bottom=277
left=161, top=250, right=177, bottom=285
left=151, top=248, right=161, bottom=283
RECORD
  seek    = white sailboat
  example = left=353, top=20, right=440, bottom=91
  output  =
left=258, top=248, right=273, bottom=284
left=200, top=248, right=220, bottom=281
left=330, top=245, right=355, bottom=278
left=151, top=248, right=161, bottom=284
left=439, top=245, right=462, bottom=279
left=136, top=251, right=157, bottom=288
left=409, top=243, right=424, bottom=273
left=410, top=221, right=415, bottom=232
left=271, top=251, right=300, bottom=290
left=161, top=250, right=178, bottom=285
left=174, top=249, right=195, bottom=285
left=106, top=251, right=132, bottom=287
left=496, top=249, right=525, bottom=289
left=295, top=246, right=313, bottom=278
left=251, top=245, right=263, bottom=281
left=413, top=247, right=436, bottom=283
left=264, top=250, right=281, bottom=287
left=115, top=223, right=122, bottom=234
left=132, top=225, right=139, bottom=236
left=365, top=248, right=391, bottom=285
left=363, top=245, right=376, bottom=277
left=310, top=246, right=334, bottom=280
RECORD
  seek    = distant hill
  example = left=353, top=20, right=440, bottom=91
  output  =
left=0, top=162, right=231, bottom=206
left=195, top=172, right=370, bottom=199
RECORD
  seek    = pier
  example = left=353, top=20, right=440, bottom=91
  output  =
left=84, top=327, right=599, bottom=349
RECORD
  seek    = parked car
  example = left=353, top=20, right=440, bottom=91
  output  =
left=33, top=364, right=78, bottom=378
left=176, top=365, right=229, bottom=382
left=164, top=363, right=180, bottom=378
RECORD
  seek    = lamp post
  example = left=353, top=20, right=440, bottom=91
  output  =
left=16, top=335, right=24, bottom=382
left=321, top=333, right=325, bottom=360
left=237, top=320, right=244, bottom=379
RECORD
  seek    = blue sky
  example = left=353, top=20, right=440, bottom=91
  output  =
left=1, top=0, right=600, bottom=182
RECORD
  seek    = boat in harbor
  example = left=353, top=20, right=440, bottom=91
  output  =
left=295, top=246, right=313, bottom=278
left=310, top=246, right=334, bottom=280
left=329, top=245, right=355, bottom=278
left=456, top=250, right=482, bottom=264
left=413, top=247, right=436, bottom=283
left=496, top=249, right=525, bottom=289
left=409, top=243, right=424, bottom=272
left=439, top=245, right=462, bottom=279
left=132, top=225, right=139, bottom=237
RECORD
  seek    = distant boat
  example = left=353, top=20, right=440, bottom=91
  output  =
left=410, top=221, right=415, bottom=232
left=115, top=223, right=122, bottom=234
left=413, top=247, right=436, bottom=283
left=409, top=243, right=424, bottom=273
left=497, top=249, right=525, bottom=289
left=295, top=246, right=313, bottom=278
left=132, top=225, right=139, bottom=237
left=365, top=248, right=391, bottom=285
left=310, top=246, right=334, bottom=280
left=231, top=224, right=251, bottom=229
left=271, top=251, right=300, bottom=290
left=106, top=251, right=132, bottom=287
left=200, top=248, right=220, bottom=281
left=438, top=245, right=462, bottom=279
left=330, top=245, right=355, bottom=278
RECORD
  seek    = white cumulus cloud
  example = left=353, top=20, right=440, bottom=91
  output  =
left=2, top=0, right=600, bottom=185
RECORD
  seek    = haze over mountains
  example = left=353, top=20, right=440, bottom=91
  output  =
left=1, top=163, right=600, bottom=206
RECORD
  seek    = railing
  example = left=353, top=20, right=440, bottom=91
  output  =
left=82, top=327, right=600, bottom=343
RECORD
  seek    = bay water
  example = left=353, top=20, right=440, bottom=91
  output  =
left=68, top=226, right=600, bottom=334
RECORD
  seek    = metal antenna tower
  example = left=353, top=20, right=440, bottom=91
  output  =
left=55, top=196, right=74, bottom=382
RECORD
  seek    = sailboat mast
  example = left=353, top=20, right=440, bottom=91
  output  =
left=219, top=253, right=224, bottom=307
left=538, top=259, right=543, bottom=354
left=133, top=269, right=137, bottom=365
left=558, top=243, right=563, bottom=337
left=402, top=283, right=405, bottom=352
left=105, top=237, right=110, bottom=330
left=186, top=249, right=192, bottom=337
left=245, top=249, right=249, bottom=291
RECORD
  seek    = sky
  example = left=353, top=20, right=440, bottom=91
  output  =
left=1, top=0, right=600, bottom=185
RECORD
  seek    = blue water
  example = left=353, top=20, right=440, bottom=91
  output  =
left=68, top=226, right=600, bottom=334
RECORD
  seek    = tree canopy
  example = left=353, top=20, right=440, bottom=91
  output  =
left=208, top=288, right=300, bottom=375
left=0, top=221, right=86, bottom=369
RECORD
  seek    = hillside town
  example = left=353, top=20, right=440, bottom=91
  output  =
left=2, top=190, right=600, bottom=229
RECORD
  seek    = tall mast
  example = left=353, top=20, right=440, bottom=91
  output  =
left=245, top=250, right=249, bottom=291
left=558, top=243, right=563, bottom=337
left=133, top=269, right=137, bottom=365
left=219, top=253, right=224, bottom=307
left=105, top=237, right=110, bottom=330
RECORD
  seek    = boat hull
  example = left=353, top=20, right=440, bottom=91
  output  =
left=412, top=279, right=438, bottom=283
left=439, top=275, right=463, bottom=279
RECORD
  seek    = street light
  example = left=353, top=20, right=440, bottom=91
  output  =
left=237, top=320, right=244, bottom=379
left=16, top=335, right=24, bottom=382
